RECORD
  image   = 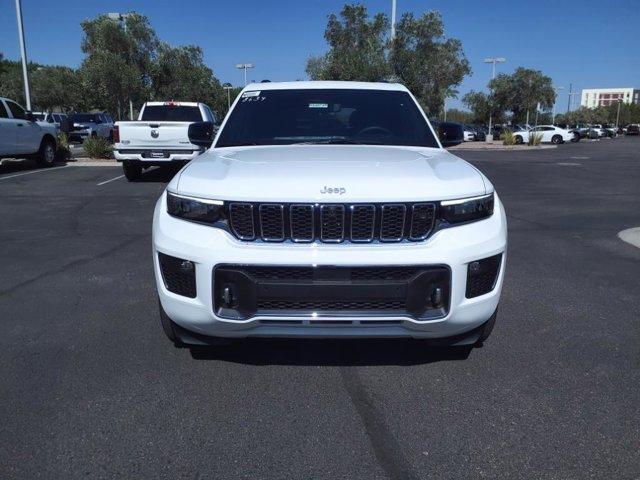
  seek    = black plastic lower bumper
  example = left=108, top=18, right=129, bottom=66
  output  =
left=212, top=265, right=451, bottom=321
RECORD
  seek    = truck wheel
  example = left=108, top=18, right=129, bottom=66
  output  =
left=35, top=137, right=56, bottom=167
left=158, top=299, right=183, bottom=347
left=476, top=309, right=498, bottom=346
left=122, top=161, right=142, bottom=181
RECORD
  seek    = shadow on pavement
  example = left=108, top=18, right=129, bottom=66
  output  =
left=189, top=338, right=472, bottom=366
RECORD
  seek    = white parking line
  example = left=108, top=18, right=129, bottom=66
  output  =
left=0, top=165, right=68, bottom=181
left=97, top=174, right=125, bottom=186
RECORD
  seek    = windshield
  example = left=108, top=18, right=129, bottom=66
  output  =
left=215, top=88, right=439, bottom=148
left=34, top=114, right=46, bottom=121
left=141, top=105, right=201, bottom=122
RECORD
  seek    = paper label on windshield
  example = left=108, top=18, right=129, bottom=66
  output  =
left=242, top=91, right=260, bottom=98
left=309, top=103, right=328, bottom=109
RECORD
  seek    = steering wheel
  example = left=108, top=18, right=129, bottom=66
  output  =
left=356, top=126, right=393, bottom=137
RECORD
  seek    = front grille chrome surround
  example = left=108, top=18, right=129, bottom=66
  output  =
left=226, top=201, right=437, bottom=244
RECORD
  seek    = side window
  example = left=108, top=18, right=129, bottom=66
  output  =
left=7, top=101, right=26, bottom=120
left=0, top=101, right=9, bottom=119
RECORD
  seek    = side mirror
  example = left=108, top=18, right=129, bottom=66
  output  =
left=437, top=122, right=464, bottom=148
left=188, top=121, right=214, bottom=148
left=25, top=111, right=36, bottom=122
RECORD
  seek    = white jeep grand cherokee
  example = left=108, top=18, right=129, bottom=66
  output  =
left=153, top=81, right=507, bottom=348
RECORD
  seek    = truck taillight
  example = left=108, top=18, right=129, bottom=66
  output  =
left=113, top=125, right=120, bottom=143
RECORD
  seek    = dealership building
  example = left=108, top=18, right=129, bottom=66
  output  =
left=581, top=88, right=640, bottom=108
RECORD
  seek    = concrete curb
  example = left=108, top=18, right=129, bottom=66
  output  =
left=450, top=143, right=557, bottom=151
left=67, top=158, right=117, bottom=166
left=618, top=227, right=640, bottom=249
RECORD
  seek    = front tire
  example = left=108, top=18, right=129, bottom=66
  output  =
left=551, top=134, right=563, bottom=144
left=35, top=137, right=56, bottom=166
left=515, top=135, right=523, bottom=145
left=122, top=161, right=142, bottom=181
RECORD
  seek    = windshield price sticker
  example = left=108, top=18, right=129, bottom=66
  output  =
left=241, top=91, right=261, bottom=98
left=309, top=103, right=329, bottom=109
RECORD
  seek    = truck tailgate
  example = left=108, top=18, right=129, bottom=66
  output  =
left=117, top=121, right=194, bottom=148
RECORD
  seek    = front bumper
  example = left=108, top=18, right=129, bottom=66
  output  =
left=153, top=192, right=507, bottom=340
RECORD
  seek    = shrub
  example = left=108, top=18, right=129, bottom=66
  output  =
left=501, top=130, right=516, bottom=146
left=56, top=132, right=71, bottom=160
left=83, top=136, right=113, bottom=159
left=528, top=132, right=543, bottom=146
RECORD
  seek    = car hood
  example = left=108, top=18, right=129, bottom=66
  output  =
left=174, top=145, right=489, bottom=203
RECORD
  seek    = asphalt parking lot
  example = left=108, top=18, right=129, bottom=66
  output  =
left=1, top=138, right=639, bottom=479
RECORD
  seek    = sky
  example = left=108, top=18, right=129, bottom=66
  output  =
left=1, top=0, right=639, bottom=111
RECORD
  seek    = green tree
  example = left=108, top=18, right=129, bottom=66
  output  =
left=390, top=11, right=470, bottom=116
left=490, top=67, right=555, bottom=123
left=462, top=91, right=492, bottom=124
left=151, top=44, right=225, bottom=116
left=444, top=108, right=473, bottom=123
left=78, top=13, right=158, bottom=118
left=306, top=4, right=390, bottom=81
left=31, top=66, right=81, bottom=111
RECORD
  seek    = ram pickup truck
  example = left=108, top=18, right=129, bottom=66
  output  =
left=153, top=81, right=507, bottom=349
left=114, top=101, right=218, bottom=181
left=0, top=97, right=58, bottom=166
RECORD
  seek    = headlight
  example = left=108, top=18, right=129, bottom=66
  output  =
left=166, top=192, right=224, bottom=224
left=439, top=193, right=494, bottom=225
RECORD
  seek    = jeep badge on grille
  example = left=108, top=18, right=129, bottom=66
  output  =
left=320, top=186, right=346, bottom=195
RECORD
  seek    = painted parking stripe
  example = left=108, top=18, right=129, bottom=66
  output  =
left=97, top=174, right=125, bottom=186
left=0, top=165, right=68, bottom=181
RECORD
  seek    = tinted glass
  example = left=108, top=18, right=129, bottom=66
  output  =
left=141, top=105, right=202, bottom=122
left=34, top=113, right=46, bottom=121
left=0, top=102, right=8, bottom=118
left=216, top=89, right=438, bottom=148
left=7, top=101, right=26, bottom=119
left=71, top=114, right=96, bottom=123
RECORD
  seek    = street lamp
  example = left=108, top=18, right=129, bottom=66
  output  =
left=483, top=57, right=506, bottom=142
left=551, top=86, right=564, bottom=125
left=14, top=0, right=31, bottom=110
left=236, top=63, right=254, bottom=86
left=391, top=0, right=397, bottom=40
left=223, top=84, right=233, bottom=110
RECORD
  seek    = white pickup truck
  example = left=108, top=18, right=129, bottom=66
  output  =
left=114, top=101, right=218, bottom=181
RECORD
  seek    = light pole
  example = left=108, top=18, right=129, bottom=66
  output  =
left=391, top=0, right=397, bottom=39
left=223, top=84, right=233, bottom=110
left=483, top=57, right=506, bottom=141
left=551, top=86, right=564, bottom=125
left=108, top=12, right=135, bottom=120
left=14, top=0, right=31, bottom=110
left=236, top=63, right=254, bottom=86
left=616, top=99, right=622, bottom=127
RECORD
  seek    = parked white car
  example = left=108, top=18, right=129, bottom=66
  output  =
left=114, top=101, right=218, bottom=181
left=0, top=97, right=58, bottom=166
left=153, top=81, right=507, bottom=349
left=589, top=124, right=607, bottom=138
left=463, top=127, right=476, bottom=141
left=513, top=125, right=574, bottom=144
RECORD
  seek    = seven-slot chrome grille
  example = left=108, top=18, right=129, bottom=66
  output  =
left=227, top=202, right=436, bottom=243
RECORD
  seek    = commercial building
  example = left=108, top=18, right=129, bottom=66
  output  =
left=581, top=88, right=640, bottom=108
